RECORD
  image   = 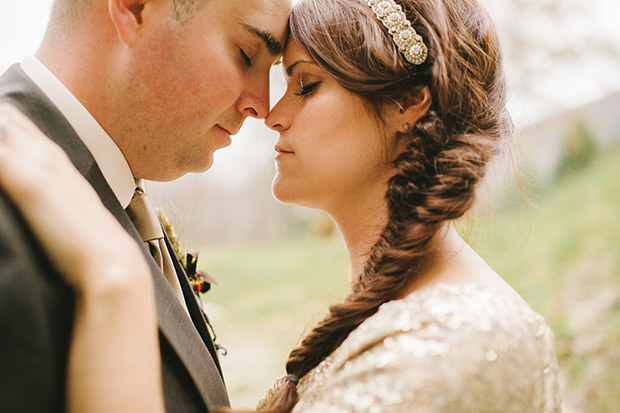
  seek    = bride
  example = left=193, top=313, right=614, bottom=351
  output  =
left=0, top=0, right=561, bottom=411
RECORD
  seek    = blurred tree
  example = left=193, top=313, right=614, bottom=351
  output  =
left=484, top=0, right=620, bottom=117
left=555, top=121, right=598, bottom=180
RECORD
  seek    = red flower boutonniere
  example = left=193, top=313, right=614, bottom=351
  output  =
left=185, top=251, right=219, bottom=295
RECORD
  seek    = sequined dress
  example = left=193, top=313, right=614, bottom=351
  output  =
left=257, top=283, right=561, bottom=412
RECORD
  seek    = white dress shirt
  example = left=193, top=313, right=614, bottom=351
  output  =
left=20, top=55, right=135, bottom=209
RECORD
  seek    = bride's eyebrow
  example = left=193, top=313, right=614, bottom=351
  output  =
left=285, top=60, right=317, bottom=76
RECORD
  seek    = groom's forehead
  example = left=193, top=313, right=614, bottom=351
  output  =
left=202, top=0, right=291, bottom=38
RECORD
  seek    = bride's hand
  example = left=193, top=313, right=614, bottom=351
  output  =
left=0, top=104, right=164, bottom=413
left=0, top=104, right=148, bottom=294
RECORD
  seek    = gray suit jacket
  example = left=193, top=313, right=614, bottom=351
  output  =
left=0, top=64, right=229, bottom=412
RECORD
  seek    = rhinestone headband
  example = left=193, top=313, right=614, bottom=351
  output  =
left=367, top=0, right=428, bottom=65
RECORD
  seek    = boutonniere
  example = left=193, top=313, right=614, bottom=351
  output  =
left=156, top=207, right=226, bottom=356
left=185, top=251, right=220, bottom=294
left=157, top=208, right=219, bottom=296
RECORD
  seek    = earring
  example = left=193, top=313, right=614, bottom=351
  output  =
left=402, top=122, right=411, bottom=132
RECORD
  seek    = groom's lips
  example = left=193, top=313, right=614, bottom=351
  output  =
left=213, top=125, right=234, bottom=147
left=216, top=125, right=231, bottom=136
left=216, top=125, right=240, bottom=138
left=216, top=125, right=241, bottom=137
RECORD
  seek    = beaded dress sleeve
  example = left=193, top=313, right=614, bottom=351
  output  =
left=257, top=283, right=561, bottom=412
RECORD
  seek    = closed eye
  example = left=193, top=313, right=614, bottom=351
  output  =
left=295, top=81, right=322, bottom=97
left=240, top=49, right=252, bottom=67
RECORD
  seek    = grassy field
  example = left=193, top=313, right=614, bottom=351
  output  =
left=471, top=145, right=620, bottom=412
left=199, top=145, right=620, bottom=411
left=199, top=237, right=350, bottom=407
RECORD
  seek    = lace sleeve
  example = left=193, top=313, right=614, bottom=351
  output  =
left=293, top=284, right=561, bottom=412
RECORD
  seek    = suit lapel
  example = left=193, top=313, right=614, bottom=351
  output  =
left=163, top=234, right=224, bottom=376
left=0, top=65, right=229, bottom=410
left=146, top=235, right=230, bottom=409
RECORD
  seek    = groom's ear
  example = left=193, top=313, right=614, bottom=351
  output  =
left=109, top=0, right=160, bottom=45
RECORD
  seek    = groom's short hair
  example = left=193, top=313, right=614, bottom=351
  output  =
left=48, top=0, right=206, bottom=32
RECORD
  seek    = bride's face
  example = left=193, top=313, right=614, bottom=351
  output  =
left=265, top=41, right=404, bottom=213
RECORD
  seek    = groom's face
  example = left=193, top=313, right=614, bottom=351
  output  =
left=121, top=0, right=291, bottom=181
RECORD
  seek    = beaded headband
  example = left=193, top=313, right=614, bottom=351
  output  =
left=367, top=0, right=428, bottom=65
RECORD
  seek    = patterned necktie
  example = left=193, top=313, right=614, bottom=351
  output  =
left=126, top=180, right=189, bottom=315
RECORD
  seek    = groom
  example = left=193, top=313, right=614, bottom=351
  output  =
left=0, top=0, right=290, bottom=411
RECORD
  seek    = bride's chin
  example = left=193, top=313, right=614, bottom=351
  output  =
left=271, top=182, right=295, bottom=205
left=271, top=179, right=308, bottom=207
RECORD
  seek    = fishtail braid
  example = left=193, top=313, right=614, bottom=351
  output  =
left=267, top=0, right=510, bottom=411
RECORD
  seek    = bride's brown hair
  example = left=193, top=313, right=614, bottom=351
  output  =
left=268, top=0, right=512, bottom=410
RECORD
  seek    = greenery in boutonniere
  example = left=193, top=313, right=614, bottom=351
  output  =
left=156, top=208, right=218, bottom=295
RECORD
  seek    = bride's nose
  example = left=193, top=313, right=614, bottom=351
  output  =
left=265, top=100, right=291, bottom=132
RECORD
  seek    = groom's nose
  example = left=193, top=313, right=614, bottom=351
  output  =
left=237, top=73, right=270, bottom=120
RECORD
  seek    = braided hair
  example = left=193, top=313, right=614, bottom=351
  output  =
left=268, top=0, right=512, bottom=410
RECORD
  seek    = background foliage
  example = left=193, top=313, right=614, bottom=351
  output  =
left=200, top=140, right=620, bottom=410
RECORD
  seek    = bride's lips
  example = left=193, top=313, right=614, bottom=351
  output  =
left=274, top=144, right=294, bottom=159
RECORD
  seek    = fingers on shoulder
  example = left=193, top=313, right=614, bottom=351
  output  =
left=0, top=104, right=71, bottom=197
left=0, top=104, right=66, bottom=151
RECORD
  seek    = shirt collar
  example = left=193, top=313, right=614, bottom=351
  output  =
left=20, top=55, right=135, bottom=208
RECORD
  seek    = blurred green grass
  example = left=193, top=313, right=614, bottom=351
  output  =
left=199, top=237, right=350, bottom=407
left=201, top=237, right=349, bottom=326
left=199, top=145, right=620, bottom=411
